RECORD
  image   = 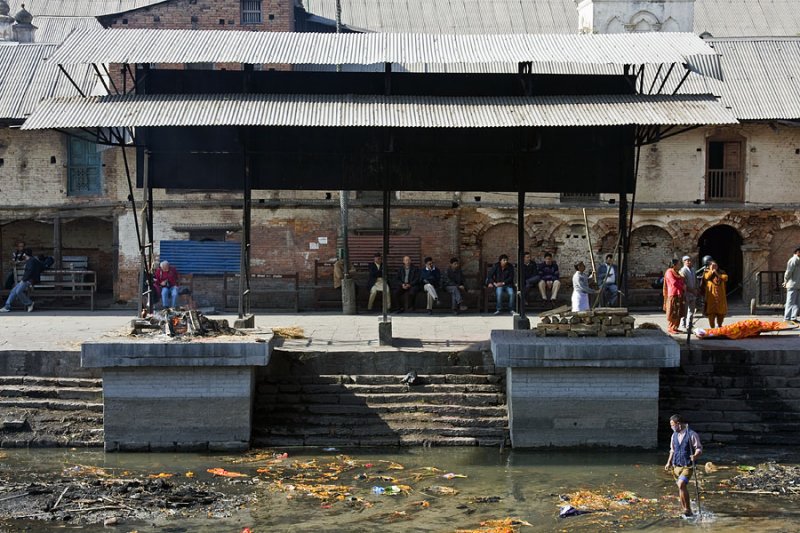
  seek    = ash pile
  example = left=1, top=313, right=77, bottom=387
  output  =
left=129, top=309, right=244, bottom=337
left=535, top=306, right=635, bottom=337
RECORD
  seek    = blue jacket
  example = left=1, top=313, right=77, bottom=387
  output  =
left=539, top=261, right=559, bottom=282
left=420, top=266, right=441, bottom=288
left=596, top=262, right=618, bottom=286
left=671, top=428, right=700, bottom=467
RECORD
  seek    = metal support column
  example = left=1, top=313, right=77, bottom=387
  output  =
left=238, top=130, right=253, bottom=323
left=379, top=189, right=392, bottom=345
left=514, top=190, right=530, bottom=330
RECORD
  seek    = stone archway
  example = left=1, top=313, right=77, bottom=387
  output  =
left=480, top=223, right=519, bottom=272
left=768, top=226, right=800, bottom=271
left=698, top=224, right=743, bottom=300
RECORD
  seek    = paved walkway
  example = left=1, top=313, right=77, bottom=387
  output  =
left=0, top=304, right=791, bottom=353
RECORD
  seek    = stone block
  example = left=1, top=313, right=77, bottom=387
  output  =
left=490, top=330, right=679, bottom=368
left=208, top=441, right=249, bottom=452
left=234, top=314, right=256, bottom=329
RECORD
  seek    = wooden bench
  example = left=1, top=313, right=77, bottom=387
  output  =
left=223, top=272, right=299, bottom=312
left=313, top=235, right=422, bottom=310
left=10, top=263, right=97, bottom=310
left=480, top=263, right=565, bottom=313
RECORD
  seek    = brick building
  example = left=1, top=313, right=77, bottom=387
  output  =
left=2, top=0, right=800, bottom=308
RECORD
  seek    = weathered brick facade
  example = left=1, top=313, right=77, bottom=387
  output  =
left=4, top=2, right=800, bottom=308
left=101, top=0, right=294, bottom=32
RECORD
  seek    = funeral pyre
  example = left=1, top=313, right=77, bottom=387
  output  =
left=535, top=306, right=635, bottom=337
left=129, top=309, right=244, bottom=337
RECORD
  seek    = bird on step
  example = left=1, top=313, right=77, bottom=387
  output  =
left=400, top=370, right=418, bottom=385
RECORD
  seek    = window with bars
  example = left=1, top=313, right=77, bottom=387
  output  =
left=706, top=139, right=744, bottom=202
left=68, top=137, right=103, bottom=196
left=241, top=0, right=262, bottom=24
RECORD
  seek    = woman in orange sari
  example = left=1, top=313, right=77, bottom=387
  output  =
left=703, top=261, right=728, bottom=328
left=662, top=258, right=685, bottom=334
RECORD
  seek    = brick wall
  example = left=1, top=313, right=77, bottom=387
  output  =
left=660, top=345, right=800, bottom=446
left=628, top=224, right=674, bottom=284
left=103, top=0, right=294, bottom=32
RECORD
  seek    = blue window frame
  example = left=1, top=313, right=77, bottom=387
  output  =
left=68, top=137, right=102, bottom=195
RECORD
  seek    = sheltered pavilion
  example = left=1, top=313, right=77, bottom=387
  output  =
left=22, top=29, right=736, bottom=337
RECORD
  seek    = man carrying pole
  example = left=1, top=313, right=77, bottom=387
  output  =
left=664, top=414, right=703, bottom=518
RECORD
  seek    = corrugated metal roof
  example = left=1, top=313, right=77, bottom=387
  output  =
left=20, top=93, right=738, bottom=129
left=631, top=37, right=800, bottom=120
left=8, top=1, right=165, bottom=17
left=48, top=29, right=723, bottom=79
left=34, top=16, right=103, bottom=44
left=301, top=0, right=800, bottom=38
left=0, top=43, right=95, bottom=119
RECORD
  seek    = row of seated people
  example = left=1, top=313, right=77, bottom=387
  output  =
left=360, top=252, right=567, bottom=315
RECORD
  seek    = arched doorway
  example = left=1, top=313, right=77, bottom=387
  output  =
left=480, top=223, right=519, bottom=273
left=698, top=225, right=743, bottom=300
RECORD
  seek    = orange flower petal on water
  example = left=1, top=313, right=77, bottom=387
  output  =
left=148, top=472, right=174, bottom=479
left=207, top=467, right=248, bottom=478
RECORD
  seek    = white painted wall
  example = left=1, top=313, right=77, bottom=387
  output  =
left=577, top=0, right=696, bottom=34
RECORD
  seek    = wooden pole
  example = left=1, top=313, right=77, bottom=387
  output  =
left=582, top=208, right=597, bottom=284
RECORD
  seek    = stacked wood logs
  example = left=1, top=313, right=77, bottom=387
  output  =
left=535, top=306, right=635, bottom=337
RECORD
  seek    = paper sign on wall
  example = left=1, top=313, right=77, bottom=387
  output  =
left=318, top=237, right=328, bottom=244
left=309, top=242, right=319, bottom=250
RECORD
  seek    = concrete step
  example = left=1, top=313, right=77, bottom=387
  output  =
left=0, top=385, right=103, bottom=401
left=0, top=376, right=102, bottom=388
left=261, top=374, right=503, bottom=386
left=284, top=402, right=508, bottom=417
left=252, top=434, right=501, bottom=447
left=0, top=399, right=104, bottom=412
left=255, top=412, right=506, bottom=428
left=258, top=392, right=505, bottom=406
left=269, top=350, right=495, bottom=376
left=266, top=383, right=505, bottom=394
left=256, top=423, right=506, bottom=439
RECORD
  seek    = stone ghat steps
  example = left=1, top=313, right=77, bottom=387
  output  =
left=0, top=376, right=101, bottom=388
left=0, top=385, right=103, bottom=401
left=0, top=377, right=104, bottom=448
left=259, top=391, right=505, bottom=406
left=253, top=373, right=508, bottom=447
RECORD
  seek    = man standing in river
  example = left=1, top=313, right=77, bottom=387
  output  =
left=664, top=414, right=703, bottom=518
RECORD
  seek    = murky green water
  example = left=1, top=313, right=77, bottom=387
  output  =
left=2, top=447, right=799, bottom=532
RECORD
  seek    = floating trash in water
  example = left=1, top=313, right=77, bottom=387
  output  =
left=559, top=504, right=591, bottom=518
left=442, top=472, right=468, bottom=479
left=322, top=447, right=338, bottom=452
left=424, top=485, right=459, bottom=496
left=207, top=468, right=248, bottom=478
left=372, top=486, right=386, bottom=495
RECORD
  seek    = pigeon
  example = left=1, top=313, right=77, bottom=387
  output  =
left=400, top=370, right=418, bottom=385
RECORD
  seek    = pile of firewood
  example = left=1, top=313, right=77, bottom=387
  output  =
left=129, top=309, right=242, bottom=337
left=535, top=305, right=635, bottom=337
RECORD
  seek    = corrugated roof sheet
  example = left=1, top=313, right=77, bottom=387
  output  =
left=8, top=1, right=165, bottom=17
left=630, top=37, right=800, bottom=120
left=34, top=16, right=103, bottom=44
left=301, top=0, right=800, bottom=38
left=20, top=93, right=738, bottom=129
left=0, top=43, right=95, bottom=119
left=48, top=29, right=723, bottom=79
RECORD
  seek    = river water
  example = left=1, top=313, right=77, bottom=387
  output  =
left=2, top=446, right=799, bottom=532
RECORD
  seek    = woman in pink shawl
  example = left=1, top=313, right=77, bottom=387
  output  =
left=662, top=258, right=685, bottom=334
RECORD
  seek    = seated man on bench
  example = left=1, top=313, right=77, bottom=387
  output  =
left=1, top=254, right=54, bottom=313
left=154, top=260, right=181, bottom=309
